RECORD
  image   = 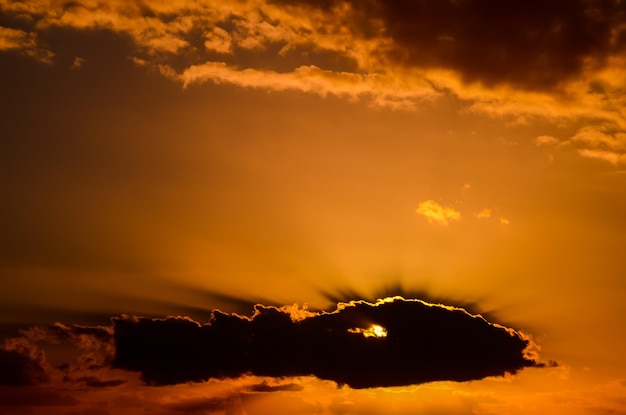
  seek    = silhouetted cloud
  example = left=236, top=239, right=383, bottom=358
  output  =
left=0, top=322, right=115, bottom=390
left=72, top=376, right=127, bottom=388
left=248, top=380, right=304, bottom=393
left=112, top=297, right=541, bottom=388
left=0, top=348, right=48, bottom=386
left=273, top=0, right=626, bottom=90
left=319, top=284, right=501, bottom=324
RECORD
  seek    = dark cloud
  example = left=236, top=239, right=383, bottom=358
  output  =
left=71, top=376, right=126, bottom=388
left=381, top=0, right=625, bottom=89
left=0, top=348, right=48, bottom=386
left=319, top=282, right=501, bottom=323
left=0, top=322, right=115, bottom=392
left=3, top=0, right=622, bottom=93
left=112, top=297, right=542, bottom=388
left=248, top=380, right=304, bottom=393
left=275, top=0, right=626, bottom=90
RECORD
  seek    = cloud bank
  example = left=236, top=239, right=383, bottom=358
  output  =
left=2, top=0, right=626, bottom=161
left=112, top=297, right=540, bottom=388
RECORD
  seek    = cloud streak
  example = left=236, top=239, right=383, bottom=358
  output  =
left=112, top=297, right=541, bottom=389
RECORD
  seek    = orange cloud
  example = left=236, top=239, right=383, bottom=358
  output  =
left=2, top=0, right=626, bottom=162
left=535, top=135, right=559, bottom=146
left=0, top=27, right=32, bottom=51
left=175, top=62, right=437, bottom=108
left=578, top=149, right=626, bottom=165
left=415, top=200, right=461, bottom=225
left=0, top=26, right=52, bottom=62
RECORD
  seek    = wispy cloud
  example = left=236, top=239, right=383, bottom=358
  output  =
left=535, top=135, right=559, bottom=146
left=578, top=148, right=626, bottom=165
left=0, top=26, right=53, bottom=62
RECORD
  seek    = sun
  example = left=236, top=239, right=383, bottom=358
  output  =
left=368, top=324, right=388, bottom=338
left=348, top=324, right=388, bottom=338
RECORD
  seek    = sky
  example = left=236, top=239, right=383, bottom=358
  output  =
left=1, top=0, right=626, bottom=413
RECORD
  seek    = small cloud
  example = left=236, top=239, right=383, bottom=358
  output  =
left=571, top=126, right=626, bottom=151
left=578, top=149, right=625, bottom=165
left=70, top=56, right=84, bottom=70
left=204, top=27, right=232, bottom=54
left=0, top=26, right=53, bottom=63
left=505, top=115, right=528, bottom=127
left=347, top=324, right=388, bottom=338
left=477, top=208, right=491, bottom=219
left=248, top=380, right=304, bottom=393
left=415, top=200, right=461, bottom=225
left=0, top=27, right=33, bottom=51
left=500, top=217, right=510, bottom=225
left=130, top=56, right=148, bottom=66
left=535, top=135, right=559, bottom=146
left=70, top=376, right=126, bottom=388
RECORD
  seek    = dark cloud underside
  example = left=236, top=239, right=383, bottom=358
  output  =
left=0, top=349, right=48, bottom=386
left=113, top=298, right=540, bottom=388
left=275, top=0, right=626, bottom=89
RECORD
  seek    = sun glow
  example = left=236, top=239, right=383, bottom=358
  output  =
left=348, top=324, right=388, bottom=338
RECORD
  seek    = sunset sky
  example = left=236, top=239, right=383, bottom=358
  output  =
left=2, top=0, right=626, bottom=414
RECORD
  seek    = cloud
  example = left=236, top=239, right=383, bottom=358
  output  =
left=578, top=148, right=626, bottom=165
left=0, top=27, right=33, bottom=51
left=112, top=297, right=542, bottom=389
left=173, top=62, right=437, bottom=109
left=0, top=26, right=53, bottom=62
left=248, top=380, right=304, bottom=392
left=0, top=348, right=48, bottom=386
left=70, top=376, right=127, bottom=388
left=0, top=323, right=114, bottom=388
left=0, top=1, right=623, bottom=90
left=6, top=0, right=619, bottom=90
left=535, top=135, right=559, bottom=146
left=70, top=56, right=84, bottom=69
left=367, top=0, right=625, bottom=90
left=3, top=0, right=626, bottom=163
left=415, top=200, right=461, bottom=225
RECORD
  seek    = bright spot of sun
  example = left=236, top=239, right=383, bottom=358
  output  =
left=369, top=324, right=387, bottom=338
left=348, top=324, right=388, bottom=338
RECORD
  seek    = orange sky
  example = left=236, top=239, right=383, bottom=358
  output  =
left=2, top=0, right=626, bottom=414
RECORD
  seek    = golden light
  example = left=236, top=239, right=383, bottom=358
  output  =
left=348, top=324, right=388, bottom=338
